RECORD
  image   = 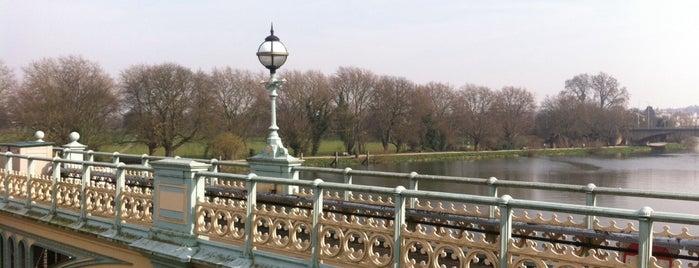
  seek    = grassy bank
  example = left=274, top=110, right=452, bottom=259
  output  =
left=99, top=139, right=684, bottom=168
left=300, top=145, right=678, bottom=167
left=100, top=139, right=392, bottom=159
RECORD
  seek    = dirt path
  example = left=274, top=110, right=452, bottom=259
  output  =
left=117, top=142, right=135, bottom=153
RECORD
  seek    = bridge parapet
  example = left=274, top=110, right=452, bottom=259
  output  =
left=1, top=151, right=699, bottom=267
left=196, top=170, right=699, bottom=268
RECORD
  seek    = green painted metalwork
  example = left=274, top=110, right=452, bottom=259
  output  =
left=392, top=186, right=406, bottom=268
left=244, top=173, right=257, bottom=259
left=498, top=195, right=512, bottom=268
left=311, top=178, right=323, bottom=268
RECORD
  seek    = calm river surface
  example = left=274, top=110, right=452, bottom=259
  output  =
left=307, top=152, right=699, bottom=215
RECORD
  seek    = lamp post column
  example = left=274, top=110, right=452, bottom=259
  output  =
left=263, top=72, right=286, bottom=157
left=247, top=25, right=303, bottom=195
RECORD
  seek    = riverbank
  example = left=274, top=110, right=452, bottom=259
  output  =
left=300, top=144, right=684, bottom=167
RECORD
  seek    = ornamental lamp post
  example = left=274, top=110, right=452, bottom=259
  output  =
left=252, top=25, right=297, bottom=162
left=249, top=25, right=302, bottom=195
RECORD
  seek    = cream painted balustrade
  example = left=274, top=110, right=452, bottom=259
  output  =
left=197, top=170, right=699, bottom=268
left=3, top=149, right=699, bottom=267
left=0, top=152, right=154, bottom=230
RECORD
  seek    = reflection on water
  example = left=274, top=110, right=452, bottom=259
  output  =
left=303, top=153, right=699, bottom=215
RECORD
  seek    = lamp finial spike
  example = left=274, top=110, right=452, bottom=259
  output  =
left=270, top=23, right=274, bottom=35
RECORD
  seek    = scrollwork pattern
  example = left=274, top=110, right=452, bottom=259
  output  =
left=120, top=185, right=153, bottom=226
left=30, top=174, right=53, bottom=205
left=402, top=223, right=498, bottom=268
left=55, top=177, right=81, bottom=211
left=254, top=204, right=313, bottom=256
left=513, top=210, right=585, bottom=228
left=209, top=178, right=245, bottom=191
left=85, top=180, right=115, bottom=218
left=7, top=171, right=28, bottom=199
left=415, top=200, right=489, bottom=218
left=195, top=197, right=247, bottom=246
left=319, top=213, right=393, bottom=267
left=508, top=239, right=628, bottom=268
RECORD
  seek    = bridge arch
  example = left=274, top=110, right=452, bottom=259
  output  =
left=630, top=127, right=699, bottom=145
left=0, top=212, right=150, bottom=268
left=3, top=230, right=26, bottom=267
left=17, top=239, right=26, bottom=268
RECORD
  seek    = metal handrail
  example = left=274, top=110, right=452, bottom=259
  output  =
left=293, top=166, right=699, bottom=204
left=198, top=170, right=699, bottom=268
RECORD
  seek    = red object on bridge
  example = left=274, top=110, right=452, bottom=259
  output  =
left=622, top=243, right=673, bottom=267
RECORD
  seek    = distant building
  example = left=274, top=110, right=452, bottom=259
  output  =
left=645, top=106, right=656, bottom=128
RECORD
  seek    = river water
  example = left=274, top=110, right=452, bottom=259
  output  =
left=319, top=152, right=699, bottom=215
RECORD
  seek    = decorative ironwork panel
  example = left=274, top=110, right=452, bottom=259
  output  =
left=253, top=204, right=313, bottom=258
left=7, top=170, right=28, bottom=199
left=415, top=200, right=490, bottom=218
left=507, top=238, right=630, bottom=268
left=30, top=174, right=53, bottom=205
left=195, top=197, right=247, bottom=246
left=318, top=213, right=394, bottom=267
left=120, top=185, right=153, bottom=226
left=209, top=178, right=246, bottom=191
left=55, top=177, right=81, bottom=211
left=513, top=210, right=585, bottom=228
left=86, top=179, right=116, bottom=218
left=400, top=223, right=499, bottom=268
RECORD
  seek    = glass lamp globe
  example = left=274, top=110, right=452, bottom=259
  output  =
left=257, top=26, right=288, bottom=74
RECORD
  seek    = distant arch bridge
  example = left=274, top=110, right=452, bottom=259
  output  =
left=629, top=127, right=699, bottom=145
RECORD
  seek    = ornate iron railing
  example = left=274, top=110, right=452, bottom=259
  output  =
left=0, top=152, right=155, bottom=228
left=3, top=150, right=699, bottom=267
left=196, top=171, right=699, bottom=268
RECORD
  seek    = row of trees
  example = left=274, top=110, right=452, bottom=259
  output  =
left=0, top=56, right=633, bottom=158
left=537, top=72, right=633, bottom=147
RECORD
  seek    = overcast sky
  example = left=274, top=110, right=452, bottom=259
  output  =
left=2, top=0, right=698, bottom=109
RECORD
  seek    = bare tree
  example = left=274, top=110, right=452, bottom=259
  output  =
left=405, top=87, right=433, bottom=151
left=564, top=73, right=592, bottom=102
left=536, top=93, right=590, bottom=147
left=368, top=75, right=414, bottom=152
left=537, top=72, right=632, bottom=147
left=564, top=72, right=629, bottom=110
left=330, top=66, right=376, bottom=154
left=591, top=72, right=629, bottom=109
left=209, top=68, right=268, bottom=138
left=589, top=105, right=634, bottom=145
left=0, top=61, right=18, bottom=128
left=419, top=82, right=457, bottom=151
left=120, top=63, right=210, bottom=156
left=10, top=56, right=119, bottom=146
left=455, top=84, right=497, bottom=151
left=493, top=86, right=536, bottom=149
left=277, top=70, right=334, bottom=156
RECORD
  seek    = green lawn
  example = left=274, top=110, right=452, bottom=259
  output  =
left=98, top=139, right=394, bottom=159
left=96, top=139, right=669, bottom=166
left=247, top=139, right=394, bottom=157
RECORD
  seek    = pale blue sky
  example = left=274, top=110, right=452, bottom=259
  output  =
left=2, top=0, right=698, bottom=108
